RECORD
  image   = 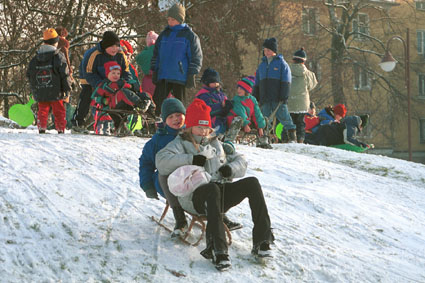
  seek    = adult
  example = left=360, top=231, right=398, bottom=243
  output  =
left=151, top=3, right=203, bottom=117
left=252, top=37, right=297, bottom=143
left=71, top=31, right=132, bottom=133
left=287, top=47, right=318, bottom=143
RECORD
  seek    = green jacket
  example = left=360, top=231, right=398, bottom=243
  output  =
left=287, top=63, right=318, bottom=113
left=135, top=45, right=154, bottom=75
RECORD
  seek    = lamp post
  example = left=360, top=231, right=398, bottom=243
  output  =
left=379, top=28, right=412, bottom=161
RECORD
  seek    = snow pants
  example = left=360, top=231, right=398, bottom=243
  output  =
left=37, top=100, right=66, bottom=131
left=192, top=177, right=274, bottom=255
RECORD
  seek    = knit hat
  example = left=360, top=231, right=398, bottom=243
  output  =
left=201, top=68, right=221, bottom=85
left=293, top=47, right=307, bottom=61
left=360, top=114, right=369, bottom=128
left=101, top=31, right=120, bottom=50
left=161, top=98, right=186, bottom=122
left=104, top=61, right=121, bottom=77
left=263, top=37, right=278, bottom=53
left=120, top=40, right=133, bottom=55
left=237, top=76, right=255, bottom=94
left=333, top=104, right=347, bottom=118
left=146, top=31, right=158, bottom=47
left=168, top=3, right=185, bottom=23
left=185, top=99, right=212, bottom=129
left=43, top=28, right=59, bottom=45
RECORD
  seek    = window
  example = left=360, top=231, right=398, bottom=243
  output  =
left=416, top=1, right=425, bottom=10
left=417, top=30, right=425, bottom=54
left=419, top=74, right=425, bottom=98
left=302, top=8, right=318, bottom=35
left=420, top=119, right=425, bottom=143
left=354, top=65, right=370, bottom=90
left=353, top=13, right=369, bottom=40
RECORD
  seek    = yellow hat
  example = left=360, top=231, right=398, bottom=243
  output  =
left=43, top=28, right=59, bottom=43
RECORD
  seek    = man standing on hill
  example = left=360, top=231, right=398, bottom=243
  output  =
left=151, top=3, right=203, bottom=117
left=253, top=37, right=297, bottom=143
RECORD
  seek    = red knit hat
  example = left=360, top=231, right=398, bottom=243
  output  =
left=237, top=76, right=255, bottom=94
left=185, top=99, right=212, bottom=128
left=120, top=40, right=133, bottom=55
left=104, top=61, right=121, bottom=77
left=334, top=104, right=347, bottom=117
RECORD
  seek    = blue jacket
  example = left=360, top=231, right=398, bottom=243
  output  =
left=139, top=125, right=181, bottom=197
left=195, top=86, right=228, bottom=133
left=253, top=54, right=291, bottom=104
left=151, top=24, right=203, bottom=84
left=79, top=43, right=131, bottom=87
left=312, top=108, right=336, bottom=133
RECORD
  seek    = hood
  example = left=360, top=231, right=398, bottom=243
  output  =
left=36, top=45, right=57, bottom=63
left=290, top=63, right=307, bottom=77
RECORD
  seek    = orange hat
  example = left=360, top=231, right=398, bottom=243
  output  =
left=185, top=99, right=212, bottom=129
left=334, top=104, right=347, bottom=118
left=43, top=28, right=59, bottom=44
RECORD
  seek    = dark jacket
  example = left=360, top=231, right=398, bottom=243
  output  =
left=27, top=45, right=72, bottom=102
left=151, top=24, right=203, bottom=84
left=252, top=54, right=291, bottom=104
left=80, top=43, right=131, bottom=88
left=139, top=125, right=182, bottom=197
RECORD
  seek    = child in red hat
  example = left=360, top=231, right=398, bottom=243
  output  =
left=156, top=98, right=274, bottom=271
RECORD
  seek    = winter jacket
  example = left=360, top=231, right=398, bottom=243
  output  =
left=195, top=86, right=229, bottom=131
left=139, top=125, right=182, bottom=197
left=287, top=63, right=317, bottom=113
left=312, top=115, right=366, bottom=147
left=252, top=54, right=291, bottom=104
left=156, top=133, right=247, bottom=214
left=311, top=108, right=335, bottom=133
left=80, top=43, right=132, bottom=88
left=136, top=45, right=154, bottom=75
left=27, top=45, right=72, bottom=102
left=151, top=24, right=203, bottom=85
left=228, top=95, right=266, bottom=129
left=304, top=113, right=319, bottom=133
left=91, top=78, right=140, bottom=109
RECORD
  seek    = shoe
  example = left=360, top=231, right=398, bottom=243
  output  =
left=252, top=242, right=273, bottom=258
left=288, top=129, right=297, bottom=143
left=71, top=125, right=89, bottom=134
left=39, top=129, right=46, bottom=134
left=223, top=215, right=243, bottom=231
left=171, top=207, right=188, bottom=238
left=58, top=130, right=64, bottom=134
left=214, top=253, right=231, bottom=271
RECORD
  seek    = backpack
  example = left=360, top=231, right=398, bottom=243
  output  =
left=28, top=51, right=62, bottom=102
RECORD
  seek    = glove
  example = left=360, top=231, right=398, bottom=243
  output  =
left=218, top=165, right=232, bottom=178
left=186, top=74, right=196, bottom=89
left=192, top=155, right=207, bottom=167
left=145, top=187, right=159, bottom=200
left=152, top=71, right=158, bottom=85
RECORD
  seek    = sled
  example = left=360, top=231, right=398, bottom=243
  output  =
left=330, top=144, right=370, bottom=152
left=151, top=202, right=232, bottom=247
left=1, top=92, right=35, bottom=127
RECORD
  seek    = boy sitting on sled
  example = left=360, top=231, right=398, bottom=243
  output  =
left=156, top=99, right=274, bottom=271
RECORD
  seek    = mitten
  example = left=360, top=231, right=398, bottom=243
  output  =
left=192, top=155, right=207, bottom=167
left=186, top=74, right=196, bottom=89
left=145, top=187, right=159, bottom=200
left=218, top=165, right=232, bottom=178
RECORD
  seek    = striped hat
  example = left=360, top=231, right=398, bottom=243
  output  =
left=293, top=47, right=307, bottom=61
left=237, top=76, right=255, bottom=94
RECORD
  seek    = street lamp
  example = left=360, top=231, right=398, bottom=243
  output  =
left=379, top=28, right=412, bottom=161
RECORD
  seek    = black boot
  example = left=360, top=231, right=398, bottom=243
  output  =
left=223, top=214, right=243, bottom=231
left=288, top=129, right=297, bottom=143
left=171, top=206, right=188, bottom=238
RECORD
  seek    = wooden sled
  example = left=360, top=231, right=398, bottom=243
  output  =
left=151, top=202, right=232, bottom=247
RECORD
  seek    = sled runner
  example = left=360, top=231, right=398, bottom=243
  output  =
left=151, top=202, right=232, bottom=246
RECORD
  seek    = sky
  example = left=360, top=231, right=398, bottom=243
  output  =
left=1, top=116, right=425, bottom=282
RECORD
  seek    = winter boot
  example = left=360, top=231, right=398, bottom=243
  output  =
left=71, top=125, right=89, bottom=134
left=224, top=116, right=243, bottom=143
left=288, top=129, right=297, bottom=143
left=223, top=214, right=243, bottom=231
left=256, top=135, right=273, bottom=149
left=252, top=242, right=273, bottom=259
left=213, top=252, right=231, bottom=271
left=171, top=206, right=188, bottom=238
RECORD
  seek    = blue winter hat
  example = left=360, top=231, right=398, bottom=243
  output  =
left=201, top=67, right=221, bottom=85
left=293, top=47, right=307, bottom=61
left=263, top=37, right=278, bottom=53
left=161, top=98, right=186, bottom=122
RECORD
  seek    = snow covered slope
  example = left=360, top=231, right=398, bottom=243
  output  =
left=1, top=123, right=424, bottom=282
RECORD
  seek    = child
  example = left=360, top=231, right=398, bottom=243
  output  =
left=136, top=31, right=159, bottom=97
left=304, top=102, right=319, bottom=144
left=226, top=76, right=270, bottom=148
left=91, top=61, right=150, bottom=135
left=120, top=39, right=142, bottom=93
left=156, top=99, right=274, bottom=271
left=26, top=28, right=72, bottom=134
left=333, top=104, right=347, bottom=122
left=196, top=68, right=232, bottom=135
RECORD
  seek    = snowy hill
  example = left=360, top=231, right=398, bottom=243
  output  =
left=1, top=120, right=425, bottom=282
